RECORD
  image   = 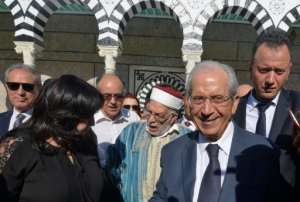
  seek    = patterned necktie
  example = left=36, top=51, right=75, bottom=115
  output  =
left=198, top=144, right=221, bottom=202
left=13, top=113, right=26, bottom=129
left=255, top=102, right=272, bottom=136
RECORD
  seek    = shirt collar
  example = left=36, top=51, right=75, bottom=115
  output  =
left=12, top=108, right=32, bottom=118
left=248, top=90, right=280, bottom=111
left=198, top=121, right=234, bottom=156
left=94, top=108, right=129, bottom=123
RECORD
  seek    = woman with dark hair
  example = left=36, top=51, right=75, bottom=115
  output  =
left=0, top=75, right=120, bottom=202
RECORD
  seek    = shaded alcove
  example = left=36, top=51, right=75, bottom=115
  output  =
left=36, top=3, right=102, bottom=81
left=284, top=22, right=300, bottom=90
left=0, top=1, right=21, bottom=112
left=202, top=14, right=259, bottom=86
left=120, top=8, right=184, bottom=93
left=0, top=2, right=22, bottom=80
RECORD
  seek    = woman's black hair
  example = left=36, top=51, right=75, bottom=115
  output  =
left=25, top=75, right=103, bottom=149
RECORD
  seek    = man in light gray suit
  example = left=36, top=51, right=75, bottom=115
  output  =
left=150, top=61, right=287, bottom=202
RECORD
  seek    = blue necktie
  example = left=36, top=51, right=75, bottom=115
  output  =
left=255, top=102, right=272, bottom=136
left=198, top=144, right=221, bottom=202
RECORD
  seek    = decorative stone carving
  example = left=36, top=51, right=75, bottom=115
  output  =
left=257, top=0, right=299, bottom=27
left=182, top=0, right=213, bottom=20
left=269, top=0, right=285, bottom=16
left=162, top=0, right=179, bottom=9
left=182, top=49, right=203, bottom=81
left=98, top=45, right=120, bottom=74
left=18, top=0, right=33, bottom=13
left=102, top=0, right=121, bottom=16
left=14, top=41, right=44, bottom=66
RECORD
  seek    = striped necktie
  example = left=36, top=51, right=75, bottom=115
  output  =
left=13, top=113, right=26, bottom=129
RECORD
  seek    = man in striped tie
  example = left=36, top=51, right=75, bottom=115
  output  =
left=0, top=64, right=41, bottom=137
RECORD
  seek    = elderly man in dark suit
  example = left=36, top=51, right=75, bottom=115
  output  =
left=0, top=64, right=41, bottom=137
left=150, top=60, right=286, bottom=202
left=234, top=29, right=300, bottom=200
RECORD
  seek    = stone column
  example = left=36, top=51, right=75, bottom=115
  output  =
left=98, top=45, right=120, bottom=74
left=182, top=49, right=203, bottom=82
left=14, top=41, right=44, bottom=67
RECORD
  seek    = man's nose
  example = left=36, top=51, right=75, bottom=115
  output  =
left=110, top=96, right=117, bottom=103
left=202, top=99, right=214, bottom=114
left=200, top=99, right=214, bottom=119
left=147, top=113, right=156, bottom=123
left=16, top=85, right=26, bottom=95
left=265, top=71, right=275, bottom=84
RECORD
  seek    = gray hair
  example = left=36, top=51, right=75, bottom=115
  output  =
left=4, top=64, right=41, bottom=86
left=186, top=60, right=239, bottom=97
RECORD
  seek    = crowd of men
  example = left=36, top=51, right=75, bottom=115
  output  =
left=0, top=28, right=300, bottom=202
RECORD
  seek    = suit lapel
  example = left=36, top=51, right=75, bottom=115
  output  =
left=182, top=132, right=197, bottom=202
left=218, top=126, right=243, bottom=202
left=269, top=90, right=290, bottom=142
left=234, top=94, right=248, bottom=129
left=0, top=111, right=12, bottom=136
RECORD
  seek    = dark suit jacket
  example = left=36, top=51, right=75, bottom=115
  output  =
left=150, top=125, right=286, bottom=202
left=234, top=89, right=300, bottom=198
left=0, top=111, right=12, bottom=138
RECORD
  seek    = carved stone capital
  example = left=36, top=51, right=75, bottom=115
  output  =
left=14, top=41, right=44, bottom=66
left=182, top=49, right=203, bottom=75
left=98, top=45, right=120, bottom=74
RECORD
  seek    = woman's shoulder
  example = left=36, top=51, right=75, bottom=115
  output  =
left=0, top=129, right=36, bottom=173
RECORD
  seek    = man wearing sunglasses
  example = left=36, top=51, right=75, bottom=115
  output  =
left=109, top=85, right=190, bottom=202
left=0, top=64, right=41, bottom=137
left=92, top=74, right=140, bottom=167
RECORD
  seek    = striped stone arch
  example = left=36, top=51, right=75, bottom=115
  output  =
left=278, top=5, right=300, bottom=32
left=1, top=0, right=25, bottom=36
left=106, top=0, right=191, bottom=48
left=136, top=73, right=185, bottom=110
left=17, top=0, right=108, bottom=45
left=192, top=0, right=274, bottom=49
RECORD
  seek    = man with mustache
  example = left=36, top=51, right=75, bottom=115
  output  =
left=150, top=61, right=285, bottom=202
left=234, top=29, right=300, bottom=200
left=110, top=85, right=190, bottom=202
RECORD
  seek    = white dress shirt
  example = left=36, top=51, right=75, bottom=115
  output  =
left=92, top=108, right=140, bottom=166
left=192, top=121, right=234, bottom=202
left=8, top=108, right=32, bottom=131
left=245, top=92, right=280, bottom=138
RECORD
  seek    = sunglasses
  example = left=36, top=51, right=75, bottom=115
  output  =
left=123, top=104, right=139, bottom=111
left=6, top=82, right=35, bottom=92
left=102, top=93, right=124, bottom=101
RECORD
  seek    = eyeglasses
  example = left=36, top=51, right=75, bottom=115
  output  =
left=123, top=105, right=139, bottom=111
left=189, top=95, right=232, bottom=105
left=143, top=109, right=172, bottom=122
left=6, top=82, right=35, bottom=92
left=102, top=93, right=124, bottom=101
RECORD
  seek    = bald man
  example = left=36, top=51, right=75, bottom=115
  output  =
left=92, top=74, right=140, bottom=167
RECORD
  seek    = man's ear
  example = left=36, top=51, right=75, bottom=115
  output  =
left=232, top=95, right=240, bottom=115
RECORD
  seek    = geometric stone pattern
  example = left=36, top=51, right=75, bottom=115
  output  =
left=135, top=71, right=185, bottom=109
left=3, top=0, right=300, bottom=53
